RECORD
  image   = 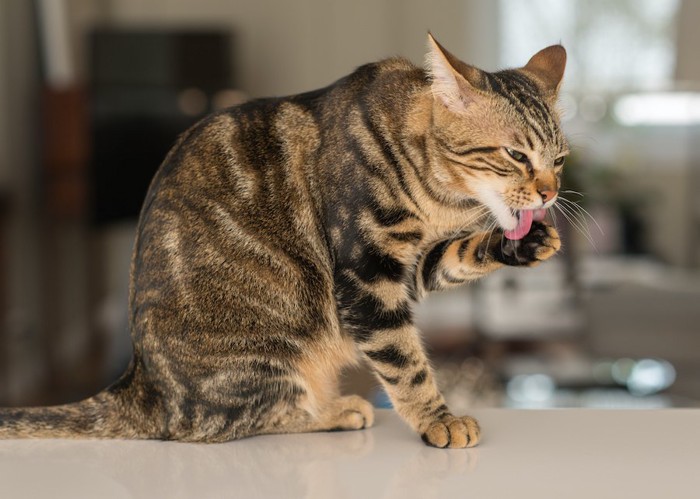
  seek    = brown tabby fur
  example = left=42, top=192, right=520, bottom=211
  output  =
left=0, top=35, right=567, bottom=448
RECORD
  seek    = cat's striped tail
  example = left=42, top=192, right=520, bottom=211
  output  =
left=0, top=395, right=120, bottom=439
left=0, top=362, right=163, bottom=440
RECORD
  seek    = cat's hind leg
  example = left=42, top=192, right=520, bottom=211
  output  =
left=253, top=329, right=375, bottom=436
left=259, top=394, right=375, bottom=436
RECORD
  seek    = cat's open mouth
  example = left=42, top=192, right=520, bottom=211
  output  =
left=504, top=209, right=547, bottom=241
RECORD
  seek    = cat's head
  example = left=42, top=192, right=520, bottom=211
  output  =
left=425, top=34, right=568, bottom=239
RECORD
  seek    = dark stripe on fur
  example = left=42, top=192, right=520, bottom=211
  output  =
left=358, top=101, right=422, bottom=209
left=352, top=243, right=405, bottom=283
left=365, top=345, right=410, bottom=368
left=421, top=240, right=452, bottom=290
left=377, top=372, right=400, bottom=385
left=368, top=202, right=418, bottom=227
left=411, top=369, right=428, bottom=386
left=435, top=136, right=499, bottom=157
left=448, top=158, right=510, bottom=177
left=335, top=271, right=413, bottom=342
left=388, top=230, right=423, bottom=243
left=457, top=239, right=471, bottom=261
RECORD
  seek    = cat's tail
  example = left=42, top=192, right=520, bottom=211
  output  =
left=0, top=359, right=165, bottom=440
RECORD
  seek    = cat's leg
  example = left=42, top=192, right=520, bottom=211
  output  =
left=336, top=253, right=480, bottom=447
left=258, top=394, right=375, bottom=436
left=345, top=223, right=560, bottom=448
left=416, top=222, right=561, bottom=294
left=248, top=335, right=374, bottom=438
left=360, top=323, right=480, bottom=448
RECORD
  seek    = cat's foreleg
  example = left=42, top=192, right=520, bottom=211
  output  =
left=338, top=269, right=480, bottom=447
left=418, top=222, right=561, bottom=293
left=359, top=324, right=480, bottom=448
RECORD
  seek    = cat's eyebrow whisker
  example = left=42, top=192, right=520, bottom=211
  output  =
left=565, top=132, right=598, bottom=149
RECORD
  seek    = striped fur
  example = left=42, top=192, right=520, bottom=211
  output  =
left=1, top=37, right=566, bottom=448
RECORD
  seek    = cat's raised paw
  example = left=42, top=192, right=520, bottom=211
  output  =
left=420, top=415, right=480, bottom=449
left=495, top=222, right=560, bottom=267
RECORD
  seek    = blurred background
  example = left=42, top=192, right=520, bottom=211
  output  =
left=0, top=0, right=698, bottom=410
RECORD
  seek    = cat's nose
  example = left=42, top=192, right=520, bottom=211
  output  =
left=539, top=190, right=557, bottom=203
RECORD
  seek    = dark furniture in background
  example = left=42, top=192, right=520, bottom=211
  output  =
left=89, top=29, right=233, bottom=224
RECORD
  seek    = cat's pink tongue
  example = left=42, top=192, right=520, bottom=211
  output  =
left=503, top=209, right=545, bottom=240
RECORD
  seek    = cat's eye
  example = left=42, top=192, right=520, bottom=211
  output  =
left=554, top=156, right=566, bottom=167
left=505, top=148, right=528, bottom=163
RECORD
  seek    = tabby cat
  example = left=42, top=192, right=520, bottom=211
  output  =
left=0, top=35, right=567, bottom=448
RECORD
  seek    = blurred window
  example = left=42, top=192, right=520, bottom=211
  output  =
left=500, top=0, right=681, bottom=91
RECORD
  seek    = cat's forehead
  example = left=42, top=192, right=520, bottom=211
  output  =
left=484, top=69, right=566, bottom=153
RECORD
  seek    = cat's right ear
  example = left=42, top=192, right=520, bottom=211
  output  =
left=426, top=33, right=486, bottom=114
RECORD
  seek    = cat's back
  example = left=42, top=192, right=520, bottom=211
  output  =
left=129, top=95, right=336, bottom=340
left=138, top=56, right=423, bottom=238
left=130, top=57, right=427, bottom=297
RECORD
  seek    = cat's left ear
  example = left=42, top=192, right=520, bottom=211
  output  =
left=426, top=33, right=488, bottom=114
left=522, top=45, right=567, bottom=99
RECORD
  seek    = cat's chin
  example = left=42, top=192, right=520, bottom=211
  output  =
left=499, top=212, right=519, bottom=231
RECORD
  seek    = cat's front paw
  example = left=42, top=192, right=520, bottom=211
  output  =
left=494, top=222, right=560, bottom=267
left=420, top=414, right=480, bottom=449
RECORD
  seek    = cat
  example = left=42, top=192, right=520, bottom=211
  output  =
left=0, top=34, right=566, bottom=448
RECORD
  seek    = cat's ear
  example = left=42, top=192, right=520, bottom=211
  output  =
left=426, top=33, right=487, bottom=114
left=522, top=45, right=567, bottom=98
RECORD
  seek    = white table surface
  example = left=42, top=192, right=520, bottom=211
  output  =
left=1, top=408, right=698, bottom=499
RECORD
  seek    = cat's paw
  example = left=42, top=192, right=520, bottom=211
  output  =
left=420, top=414, right=480, bottom=449
left=494, top=222, right=560, bottom=267
left=329, top=395, right=375, bottom=431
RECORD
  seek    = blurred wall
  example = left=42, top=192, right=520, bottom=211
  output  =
left=0, top=0, right=46, bottom=401
left=83, top=0, right=499, bottom=97
left=676, top=0, right=700, bottom=83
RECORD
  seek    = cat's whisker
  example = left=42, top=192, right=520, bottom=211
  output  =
left=559, top=189, right=585, bottom=198
left=554, top=203, right=590, bottom=245
left=556, top=200, right=593, bottom=241
left=547, top=206, right=559, bottom=232
left=558, top=197, right=604, bottom=235
left=455, top=206, right=491, bottom=236
left=556, top=197, right=593, bottom=234
left=483, top=218, right=499, bottom=256
left=554, top=203, right=598, bottom=251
